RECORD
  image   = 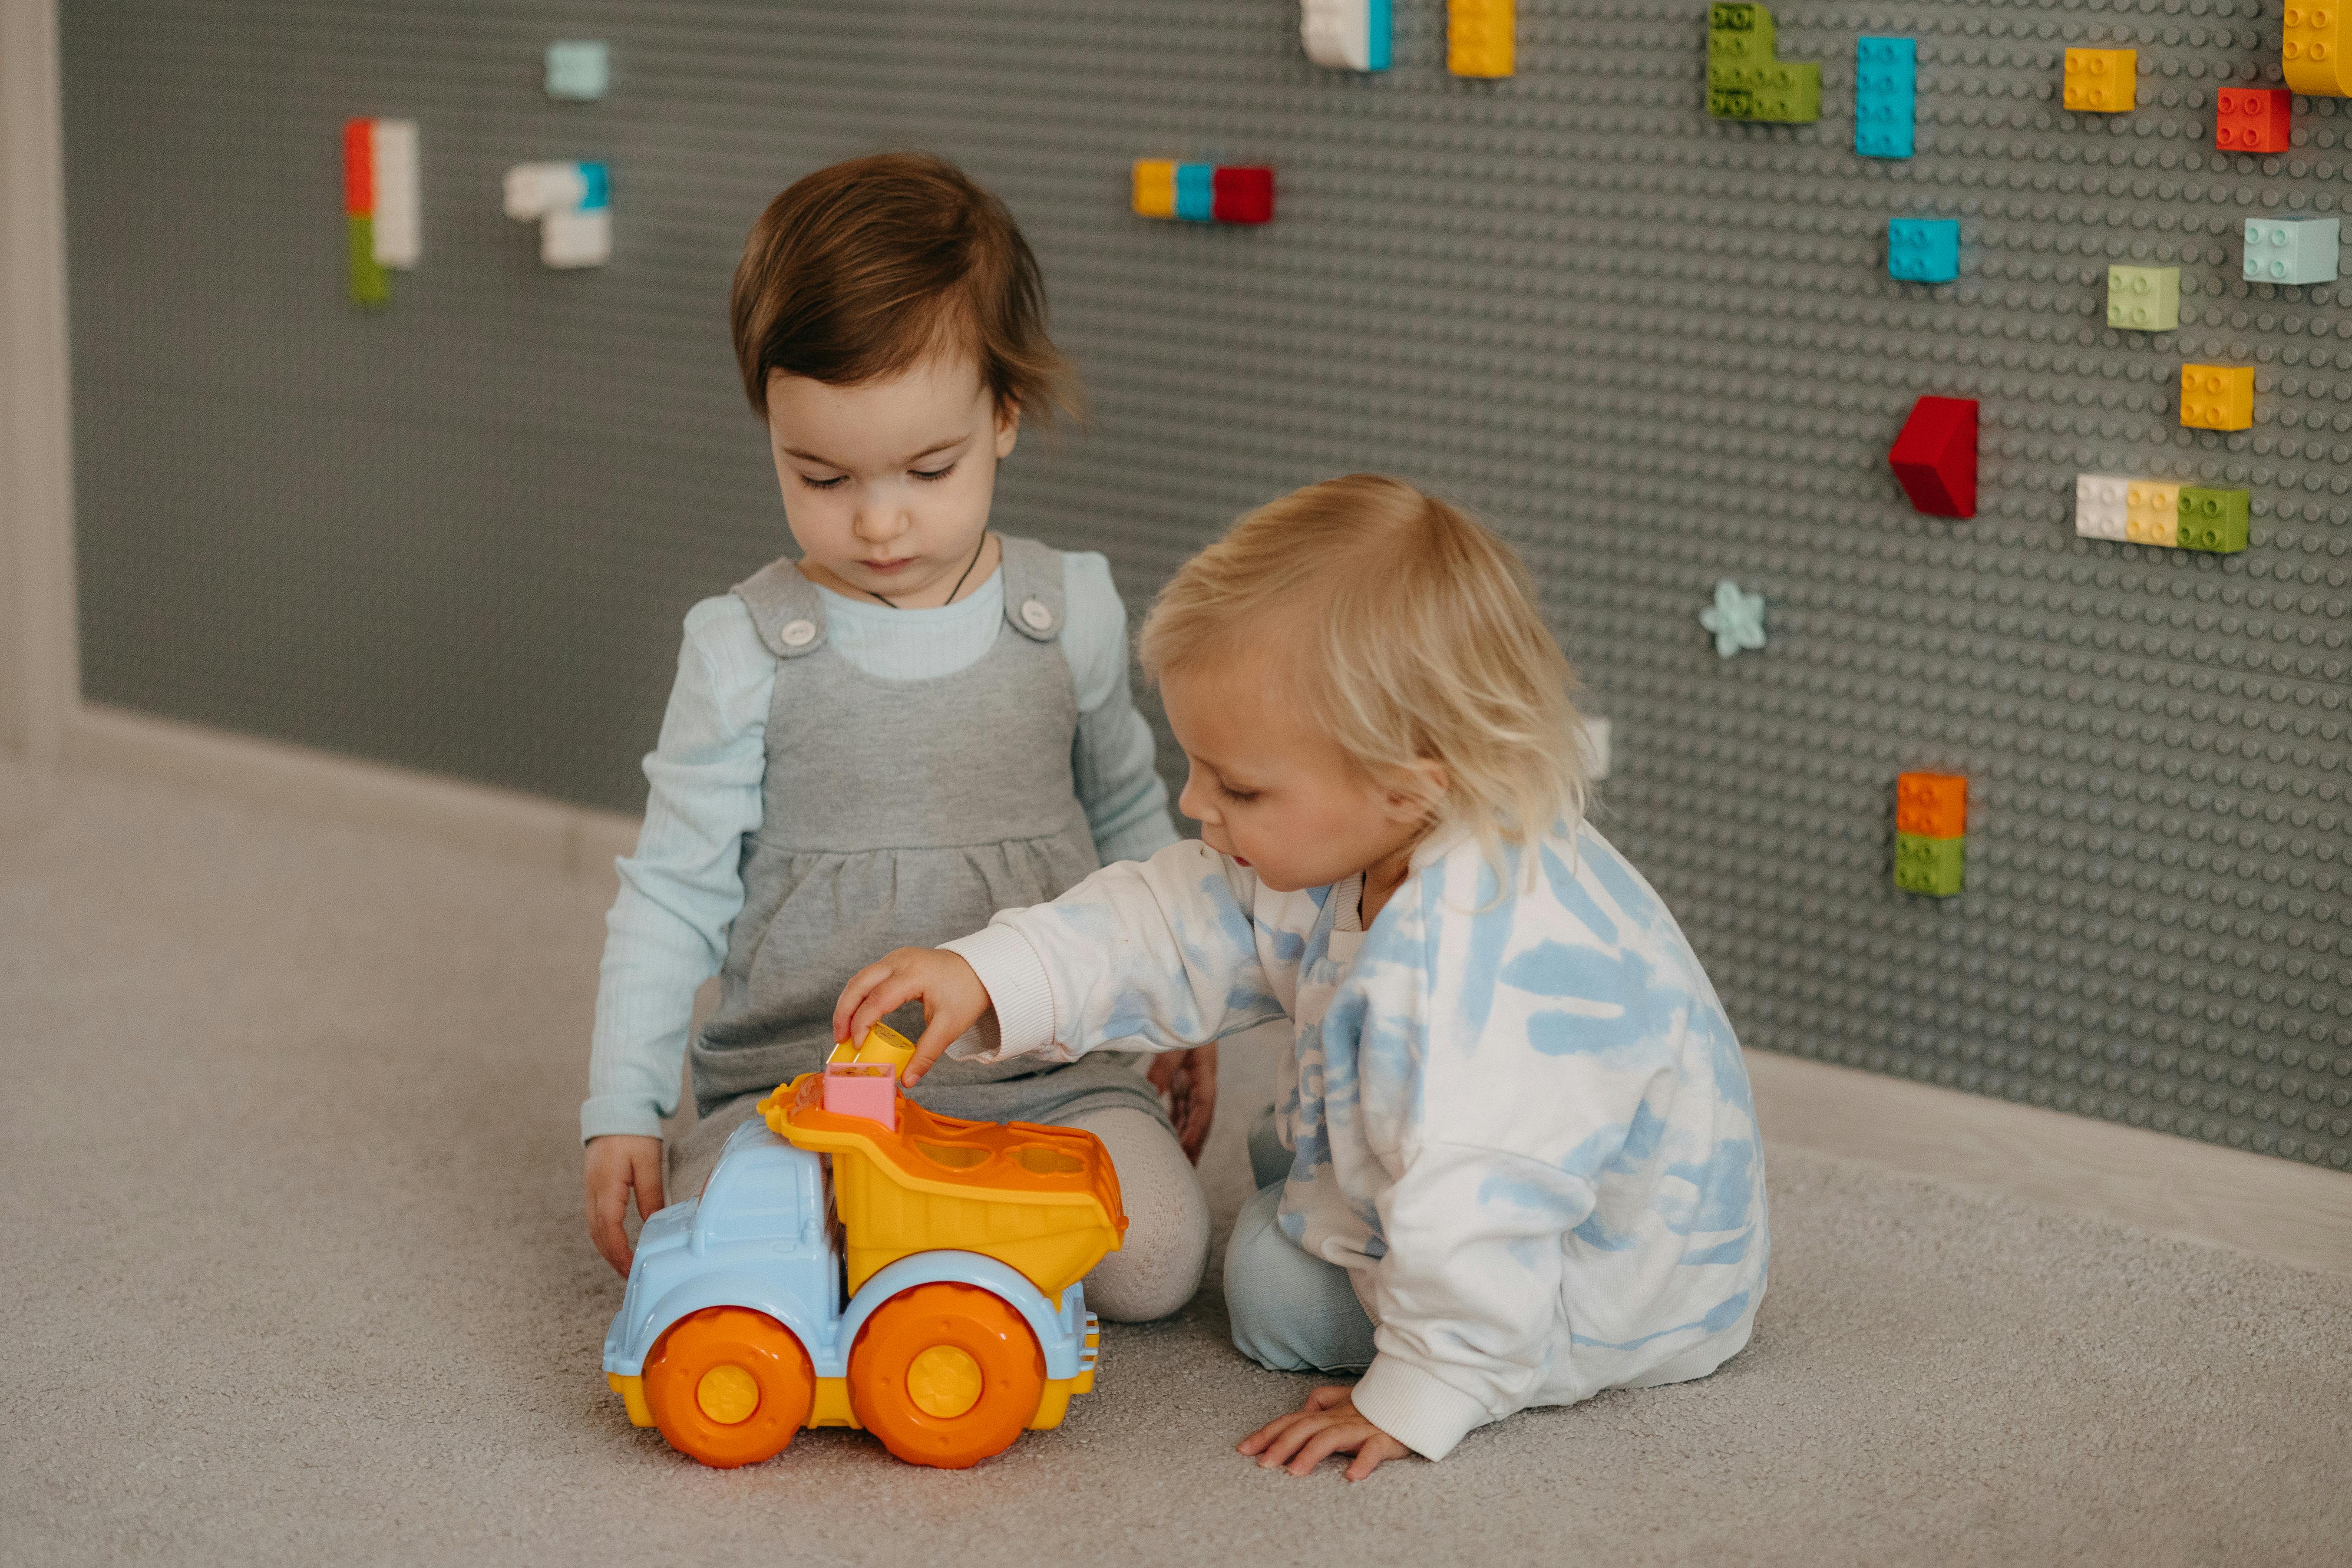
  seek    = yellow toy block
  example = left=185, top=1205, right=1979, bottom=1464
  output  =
left=1448, top=0, right=1514, bottom=78
left=2063, top=48, right=2137, bottom=112
left=2284, top=4, right=2352, bottom=97
left=1131, top=159, right=1176, bottom=218
left=2180, top=363, right=2254, bottom=432
left=2124, top=480, right=2179, bottom=547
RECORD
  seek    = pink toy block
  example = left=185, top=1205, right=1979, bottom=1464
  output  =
left=823, top=1063, right=898, bottom=1128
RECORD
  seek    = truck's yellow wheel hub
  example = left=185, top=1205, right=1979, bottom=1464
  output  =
left=695, top=1363, right=761, bottom=1425
left=905, top=1345, right=983, bottom=1419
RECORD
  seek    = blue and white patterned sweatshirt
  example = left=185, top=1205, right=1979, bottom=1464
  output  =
left=942, top=819, right=1769, bottom=1461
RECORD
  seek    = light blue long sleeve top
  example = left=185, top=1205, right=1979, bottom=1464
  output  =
left=943, top=821, right=1769, bottom=1461
left=583, top=551, right=1179, bottom=1142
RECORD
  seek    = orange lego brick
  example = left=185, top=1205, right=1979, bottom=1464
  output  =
left=1895, top=772, right=1967, bottom=838
left=2063, top=48, right=2137, bottom=112
left=2180, top=364, right=2253, bottom=432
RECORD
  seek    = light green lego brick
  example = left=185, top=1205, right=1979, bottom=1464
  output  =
left=1894, top=832, right=1965, bottom=897
left=2175, top=487, right=2250, bottom=553
left=2105, top=265, right=2180, bottom=332
left=347, top=215, right=388, bottom=308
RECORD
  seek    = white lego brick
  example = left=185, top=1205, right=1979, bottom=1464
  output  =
left=503, top=161, right=587, bottom=222
left=2075, top=473, right=2131, bottom=541
left=368, top=119, right=420, bottom=268
left=540, top=206, right=611, bottom=268
left=1302, top=0, right=1386, bottom=71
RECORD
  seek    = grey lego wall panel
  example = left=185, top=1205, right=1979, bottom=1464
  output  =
left=61, top=0, right=2352, bottom=1171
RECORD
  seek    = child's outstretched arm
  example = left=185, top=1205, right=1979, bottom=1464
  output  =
left=836, top=842, right=1294, bottom=1084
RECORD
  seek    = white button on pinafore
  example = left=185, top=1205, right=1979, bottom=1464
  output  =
left=1019, top=598, right=1053, bottom=632
left=780, top=619, right=818, bottom=647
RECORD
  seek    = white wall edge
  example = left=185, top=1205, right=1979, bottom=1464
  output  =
left=1749, top=1048, right=2352, bottom=1280
left=0, top=0, right=79, bottom=767
left=63, top=703, right=641, bottom=880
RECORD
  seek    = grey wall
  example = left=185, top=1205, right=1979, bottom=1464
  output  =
left=63, top=0, right=2352, bottom=1172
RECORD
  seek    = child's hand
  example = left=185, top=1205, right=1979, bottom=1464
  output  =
left=1238, top=1386, right=1413, bottom=1482
left=1146, top=1043, right=1219, bottom=1162
left=585, top=1134, right=666, bottom=1275
left=833, top=947, right=992, bottom=1086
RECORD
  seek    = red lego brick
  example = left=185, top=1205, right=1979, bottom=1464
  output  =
left=1895, top=772, right=1968, bottom=838
left=1887, top=395, right=1978, bottom=518
left=2214, top=87, right=2290, bottom=154
left=342, top=117, right=375, bottom=217
left=1211, top=165, right=1275, bottom=224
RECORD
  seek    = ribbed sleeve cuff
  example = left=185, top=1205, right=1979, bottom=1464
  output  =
left=939, top=923, right=1057, bottom=1060
left=1349, top=1354, right=1492, bottom=1462
left=581, top=1097, right=667, bottom=1145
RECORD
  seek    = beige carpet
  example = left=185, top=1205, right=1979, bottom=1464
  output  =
left=4, top=757, right=2348, bottom=1567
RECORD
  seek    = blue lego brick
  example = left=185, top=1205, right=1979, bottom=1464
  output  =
left=578, top=161, right=610, bottom=211
left=1888, top=217, right=1959, bottom=283
left=545, top=40, right=610, bottom=101
left=1174, top=162, right=1214, bottom=222
left=1854, top=36, right=1916, bottom=158
left=2242, top=216, right=2340, bottom=286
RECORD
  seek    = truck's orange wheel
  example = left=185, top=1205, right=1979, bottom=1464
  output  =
left=848, top=1283, right=1045, bottom=1469
left=642, top=1306, right=814, bottom=1468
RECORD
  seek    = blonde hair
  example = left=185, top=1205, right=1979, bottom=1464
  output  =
left=1140, top=474, right=1587, bottom=855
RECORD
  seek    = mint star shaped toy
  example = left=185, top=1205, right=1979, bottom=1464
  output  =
left=1699, top=579, right=1767, bottom=659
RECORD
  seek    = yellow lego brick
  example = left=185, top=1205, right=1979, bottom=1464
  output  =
left=2123, top=480, right=2179, bottom=547
left=2284, top=3, right=2352, bottom=97
left=2063, top=48, right=2137, bottom=112
left=1131, top=159, right=1176, bottom=218
left=1448, top=0, right=1514, bottom=78
left=2180, top=363, right=2254, bottom=432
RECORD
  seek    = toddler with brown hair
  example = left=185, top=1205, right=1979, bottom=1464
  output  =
left=581, top=153, right=1214, bottom=1322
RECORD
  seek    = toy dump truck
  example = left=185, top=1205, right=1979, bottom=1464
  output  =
left=601, top=1026, right=1125, bottom=1469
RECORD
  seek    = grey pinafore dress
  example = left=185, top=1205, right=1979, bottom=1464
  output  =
left=682, top=535, right=1169, bottom=1153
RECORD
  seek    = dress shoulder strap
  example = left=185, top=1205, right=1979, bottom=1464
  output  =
left=995, top=535, right=1065, bottom=643
left=730, top=556, right=830, bottom=660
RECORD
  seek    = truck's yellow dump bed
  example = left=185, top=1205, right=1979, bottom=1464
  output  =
left=758, top=1027, right=1127, bottom=1297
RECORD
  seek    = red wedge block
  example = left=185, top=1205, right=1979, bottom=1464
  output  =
left=1888, top=395, right=1977, bottom=518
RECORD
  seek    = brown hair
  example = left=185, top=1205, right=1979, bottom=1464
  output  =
left=1141, top=475, right=1589, bottom=852
left=730, top=152, right=1078, bottom=423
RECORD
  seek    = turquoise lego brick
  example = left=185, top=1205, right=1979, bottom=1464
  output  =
left=1888, top=217, right=1959, bottom=282
left=1173, top=163, right=1213, bottom=221
left=1854, top=36, right=1916, bottom=158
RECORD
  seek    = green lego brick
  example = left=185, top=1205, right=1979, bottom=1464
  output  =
left=1709, top=56, right=1819, bottom=122
left=347, top=215, right=388, bottom=307
left=2175, top=487, right=2250, bottom=553
left=1708, top=3, right=1774, bottom=50
left=1894, top=832, right=1965, bottom=897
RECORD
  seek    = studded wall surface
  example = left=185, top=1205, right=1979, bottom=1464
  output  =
left=61, top=1, right=2352, bottom=1169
